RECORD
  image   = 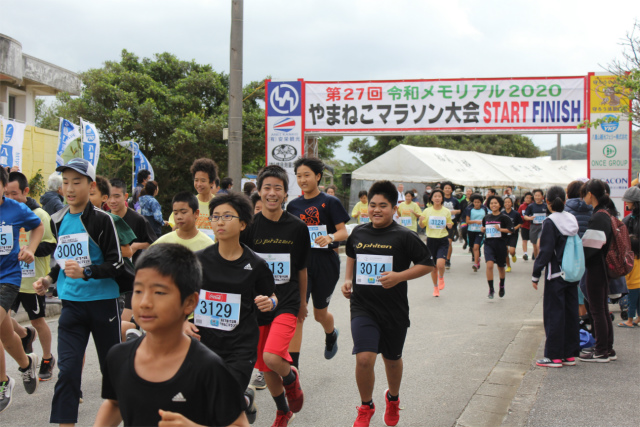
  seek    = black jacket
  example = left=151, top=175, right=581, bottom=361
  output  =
left=40, top=191, right=64, bottom=217
left=532, top=212, right=579, bottom=283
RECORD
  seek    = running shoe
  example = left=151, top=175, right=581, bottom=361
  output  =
left=251, top=371, right=267, bottom=390
left=562, top=358, right=576, bottom=366
left=523, top=253, right=528, bottom=261
left=433, top=287, right=440, bottom=297
left=472, top=264, right=478, bottom=272
left=38, top=355, right=56, bottom=381
left=463, top=241, right=468, bottom=250
left=21, top=326, right=37, bottom=354
left=272, top=410, right=294, bottom=427
left=578, top=351, right=609, bottom=363
left=20, top=353, right=39, bottom=394
left=324, top=328, right=339, bottom=360
left=0, top=377, right=15, bottom=414
left=499, top=287, right=505, bottom=298
left=512, top=254, right=517, bottom=263
left=126, top=329, right=143, bottom=342
left=79, top=390, right=84, bottom=403
left=283, top=366, right=304, bottom=413
left=353, top=404, right=375, bottom=427
left=536, top=358, right=562, bottom=368
left=608, top=349, right=617, bottom=361
left=445, top=260, right=451, bottom=270
left=245, top=387, right=257, bottom=424
left=438, top=277, right=445, bottom=290
left=488, top=290, right=495, bottom=299
left=384, top=390, right=400, bottom=426
left=506, top=266, right=511, bottom=273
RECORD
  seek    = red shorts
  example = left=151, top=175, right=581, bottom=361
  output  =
left=255, top=313, right=297, bottom=372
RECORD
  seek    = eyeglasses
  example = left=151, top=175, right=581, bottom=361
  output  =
left=209, top=214, right=240, bottom=222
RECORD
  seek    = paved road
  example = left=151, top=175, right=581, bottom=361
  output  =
left=4, top=242, right=546, bottom=426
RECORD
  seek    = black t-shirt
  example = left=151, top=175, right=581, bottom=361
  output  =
left=524, top=202, right=548, bottom=226
left=102, top=337, right=245, bottom=427
left=482, top=213, right=514, bottom=241
left=346, top=221, right=434, bottom=329
left=443, top=197, right=461, bottom=221
left=241, top=212, right=310, bottom=325
left=502, top=209, right=523, bottom=234
left=286, top=192, right=351, bottom=250
left=195, top=244, right=275, bottom=357
left=122, top=208, right=158, bottom=265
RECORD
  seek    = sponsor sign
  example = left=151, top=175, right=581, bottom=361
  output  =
left=1, top=119, right=26, bottom=170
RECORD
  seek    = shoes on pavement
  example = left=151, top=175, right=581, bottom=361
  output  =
left=20, top=353, right=39, bottom=394
left=562, top=358, right=576, bottom=366
left=384, top=390, right=400, bottom=426
left=245, top=387, right=257, bottom=424
left=445, top=260, right=451, bottom=270
left=324, top=328, right=339, bottom=360
left=283, top=366, right=304, bottom=413
left=536, top=358, right=562, bottom=368
left=499, top=286, right=505, bottom=298
left=21, top=326, right=37, bottom=354
left=488, top=290, right=495, bottom=299
left=472, top=264, right=478, bottom=272
left=512, top=254, right=517, bottom=263
left=506, top=266, right=512, bottom=273
left=38, top=355, right=56, bottom=381
left=251, top=371, right=266, bottom=390
left=271, top=410, right=294, bottom=427
left=579, top=351, right=610, bottom=363
left=438, top=277, right=445, bottom=290
left=433, top=287, right=440, bottom=297
left=608, top=349, right=617, bottom=361
left=0, top=376, right=15, bottom=414
left=523, top=253, right=528, bottom=261
left=353, top=404, right=375, bottom=427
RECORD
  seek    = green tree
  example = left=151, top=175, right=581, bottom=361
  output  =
left=606, top=20, right=640, bottom=127
left=316, top=136, right=343, bottom=159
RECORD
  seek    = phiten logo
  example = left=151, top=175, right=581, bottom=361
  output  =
left=85, top=125, right=96, bottom=142
left=274, top=118, right=296, bottom=133
left=4, top=124, right=14, bottom=143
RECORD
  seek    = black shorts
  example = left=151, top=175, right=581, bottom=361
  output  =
left=507, top=233, right=519, bottom=248
left=307, top=249, right=341, bottom=310
left=122, top=291, right=133, bottom=310
left=447, top=226, right=456, bottom=240
left=427, top=237, right=449, bottom=260
left=220, top=352, right=256, bottom=391
left=520, top=227, right=530, bottom=241
left=0, top=283, right=19, bottom=313
left=467, top=231, right=484, bottom=247
left=351, top=316, right=407, bottom=361
left=484, top=240, right=507, bottom=267
left=11, top=292, right=46, bottom=320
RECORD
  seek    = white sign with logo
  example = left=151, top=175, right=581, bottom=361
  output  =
left=81, top=119, right=101, bottom=169
left=1, top=119, right=26, bottom=170
left=588, top=113, right=630, bottom=170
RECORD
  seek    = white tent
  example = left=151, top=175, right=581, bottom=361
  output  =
left=351, top=145, right=587, bottom=189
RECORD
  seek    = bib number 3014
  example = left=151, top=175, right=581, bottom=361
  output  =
left=356, top=255, right=393, bottom=286
left=194, top=290, right=241, bottom=331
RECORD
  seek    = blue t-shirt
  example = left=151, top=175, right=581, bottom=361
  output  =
left=56, top=212, right=119, bottom=301
left=524, top=202, right=548, bottom=226
left=468, top=208, right=486, bottom=232
left=286, top=192, right=350, bottom=249
left=0, top=197, right=42, bottom=286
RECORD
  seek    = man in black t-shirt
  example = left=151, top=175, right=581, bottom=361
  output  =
left=96, top=244, right=248, bottom=427
left=342, top=181, right=434, bottom=427
left=442, top=182, right=461, bottom=269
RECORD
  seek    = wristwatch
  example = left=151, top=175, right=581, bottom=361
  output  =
left=328, top=233, right=335, bottom=242
left=83, top=267, right=93, bottom=279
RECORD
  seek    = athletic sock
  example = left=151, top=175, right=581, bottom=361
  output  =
left=499, top=278, right=505, bottom=288
left=273, top=392, right=290, bottom=413
left=386, top=391, right=399, bottom=401
left=488, top=280, right=494, bottom=291
left=290, top=352, right=300, bottom=369
left=326, top=330, right=337, bottom=344
left=362, top=399, right=374, bottom=409
left=18, top=357, right=32, bottom=372
left=282, top=368, right=296, bottom=386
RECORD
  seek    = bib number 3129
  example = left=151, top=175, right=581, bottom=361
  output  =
left=194, top=290, right=241, bottom=331
left=356, top=255, right=393, bottom=286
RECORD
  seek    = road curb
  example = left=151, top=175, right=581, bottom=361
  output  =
left=455, top=298, right=545, bottom=427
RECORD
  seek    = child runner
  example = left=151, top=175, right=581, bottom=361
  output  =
left=352, top=191, right=369, bottom=224
left=442, top=182, right=461, bottom=269
left=517, top=192, right=533, bottom=260
left=33, top=158, right=124, bottom=425
left=481, top=196, right=513, bottom=298
left=419, top=189, right=453, bottom=297
left=94, top=244, right=249, bottom=427
left=286, top=157, right=350, bottom=367
left=466, top=194, right=487, bottom=272
left=502, top=197, right=522, bottom=272
left=342, top=180, right=433, bottom=427
left=185, top=193, right=277, bottom=424
left=398, top=191, right=423, bottom=234
left=523, top=189, right=547, bottom=261
left=242, top=165, right=309, bottom=427
left=251, top=192, right=263, bottom=215
left=152, top=192, right=214, bottom=252
left=531, top=186, right=580, bottom=368
left=5, top=172, right=57, bottom=381
left=0, top=167, right=43, bottom=414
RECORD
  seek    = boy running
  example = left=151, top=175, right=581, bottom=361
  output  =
left=352, top=191, right=370, bottom=224
left=481, top=196, right=514, bottom=298
left=523, top=189, right=547, bottom=261
left=442, top=182, right=461, bottom=269
left=342, top=180, right=433, bottom=427
left=152, top=192, right=214, bottom=252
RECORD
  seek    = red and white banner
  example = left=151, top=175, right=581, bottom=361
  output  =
left=304, top=77, right=586, bottom=134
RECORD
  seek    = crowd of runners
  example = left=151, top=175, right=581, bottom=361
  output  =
left=0, top=155, right=635, bottom=427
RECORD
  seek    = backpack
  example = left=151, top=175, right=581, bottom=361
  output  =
left=600, top=210, right=634, bottom=279
left=561, top=234, right=585, bottom=282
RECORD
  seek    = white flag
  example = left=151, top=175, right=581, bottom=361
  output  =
left=1, top=119, right=26, bottom=171
left=57, top=118, right=81, bottom=167
left=80, top=118, right=100, bottom=169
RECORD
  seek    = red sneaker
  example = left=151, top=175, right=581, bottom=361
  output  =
left=384, top=390, right=400, bottom=426
left=271, top=410, right=294, bottom=427
left=438, top=277, right=445, bottom=290
left=283, top=366, right=304, bottom=413
left=353, top=404, right=375, bottom=427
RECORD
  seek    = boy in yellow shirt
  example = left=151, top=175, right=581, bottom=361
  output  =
left=352, top=191, right=369, bottom=224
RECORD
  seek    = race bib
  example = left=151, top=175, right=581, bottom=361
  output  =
left=400, top=217, right=412, bottom=227
left=468, top=223, right=481, bottom=232
left=360, top=217, right=370, bottom=224
left=356, top=254, right=393, bottom=286
left=55, top=233, right=91, bottom=269
left=256, top=253, right=290, bottom=285
left=194, top=290, right=241, bottom=331
left=428, top=216, right=446, bottom=230
left=21, top=260, right=35, bottom=278
left=533, top=213, right=546, bottom=225
left=485, top=224, right=501, bottom=238
left=199, top=228, right=216, bottom=242
left=0, top=225, right=13, bottom=255
left=308, top=225, right=328, bottom=248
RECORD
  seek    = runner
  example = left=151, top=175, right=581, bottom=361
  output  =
left=242, top=165, right=309, bottom=427
left=398, top=191, right=423, bottom=233
left=466, top=194, right=487, bottom=271
left=286, top=157, right=350, bottom=367
left=341, top=180, right=434, bottom=427
left=518, top=192, right=533, bottom=260
left=523, top=189, right=547, bottom=261
left=441, top=182, right=461, bottom=270
left=459, top=188, right=472, bottom=250
left=94, top=244, right=248, bottom=427
left=251, top=192, right=263, bottom=215
left=481, top=196, right=513, bottom=299
left=502, top=197, right=522, bottom=273
left=352, top=191, right=369, bottom=225
left=5, top=172, right=57, bottom=381
left=185, top=193, right=277, bottom=424
left=419, top=189, right=452, bottom=297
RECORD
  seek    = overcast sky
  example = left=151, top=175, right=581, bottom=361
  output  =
left=3, top=0, right=637, bottom=160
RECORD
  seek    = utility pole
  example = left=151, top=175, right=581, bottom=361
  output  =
left=556, top=134, right=561, bottom=160
left=228, top=0, right=243, bottom=186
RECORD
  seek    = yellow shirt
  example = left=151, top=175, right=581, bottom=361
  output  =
left=420, top=206, right=453, bottom=239
left=351, top=201, right=369, bottom=224
left=19, top=207, right=56, bottom=294
left=167, top=194, right=215, bottom=230
left=397, top=201, right=423, bottom=232
left=151, top=230, right=214, bottom=252
left=625, top=259, right=640, bottom=290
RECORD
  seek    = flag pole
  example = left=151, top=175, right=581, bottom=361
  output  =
left=131, top=141, right=135, bottom=194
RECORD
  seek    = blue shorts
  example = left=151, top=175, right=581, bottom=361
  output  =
left=427, top=237, right=449, bottom=260
left=467, top=231, right=484, bottom=247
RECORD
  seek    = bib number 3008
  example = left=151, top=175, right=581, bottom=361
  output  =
left=356, top=255, right=393, bottom=286
left=55, top=233, right=91, bottom=269
left=194, top=290, right=241, bottom=331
